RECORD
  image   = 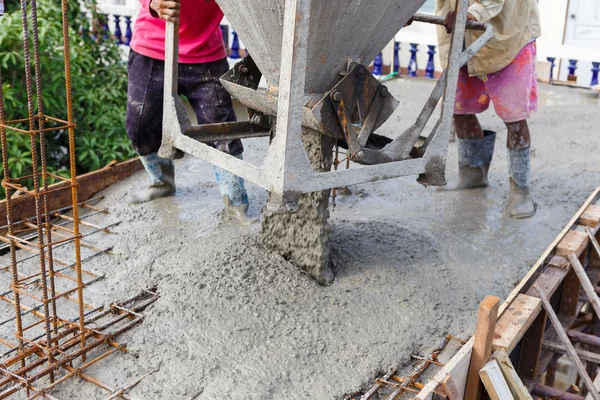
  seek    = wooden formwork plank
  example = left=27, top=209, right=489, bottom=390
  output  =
left=581, top=205, right=600, bottom=227
left=0, top=158, right=142, bottom=236
left=588, top=229, right=600, bottom=269
left=415, top=338, right=474, bottom=400
left=416, top=187, right=600, bottom=400
left=493, top=349, right=533, bottom=400
left=557, top=231, right=589, bottom=258
left=465, top=296, right=500, bottom=400
left=499, top=187, right=600, bottom=316
left=561, top=269, right=583, bottom=315
left=441, top=375, right=463, bottom=400
left=492, top=294, right=541, bottom=353
left=525, top=263, right=569, bottom=300
left=479, top=359, right=514, bottom=400
left=517, top=311, right=547, bottom=383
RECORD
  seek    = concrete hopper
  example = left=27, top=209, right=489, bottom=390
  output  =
left=216, top=0, right=426, bottom=94
left=159, top=0, right=493, bottom=283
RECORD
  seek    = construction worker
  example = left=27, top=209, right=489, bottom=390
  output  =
left=437, top=0, right=541, bottom=219
left=126, top=0, right=255, bottom=224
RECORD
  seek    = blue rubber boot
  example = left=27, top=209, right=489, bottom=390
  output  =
left=214, top=154, right=257, bottom=225
left=130, top=153, right=176, bottom=204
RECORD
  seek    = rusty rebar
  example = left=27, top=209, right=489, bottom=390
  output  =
left=0, top=289, right=158, bottom=397
left=17, top=0, right=56, bottom=382
left=29, top=0, right=59, bottom=338
left=60, top=0, right=87, bottom=361
left=0, top=1, right=155, bottom=397
left=2, top=7, right=27, bottom=375
left=354, top=334, right=462, bottom=400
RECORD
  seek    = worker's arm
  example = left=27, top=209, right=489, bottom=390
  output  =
left=442, top=0, right=504, bottom=33
left=138, top=0, right=180, bottom=22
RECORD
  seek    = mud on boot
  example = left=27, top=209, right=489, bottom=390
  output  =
left=215, top=154, right=256, bottom=225
left=223, top=195, right=258, bottom=225
left=129, top=153, right=176, bottom=204
left=439, top=130, right=496, bottom=191
left=506, top=178, right=535, bottom=218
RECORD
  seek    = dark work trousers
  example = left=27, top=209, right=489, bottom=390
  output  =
left=126, top=50, right=243, bottom=157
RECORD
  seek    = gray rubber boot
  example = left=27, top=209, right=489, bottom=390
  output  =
left=440, top=130, right=496, bottom=190
left=215, top=154, right=257, bottom=225
left=506, top=147, right=535, bottom=219
left=222, top=195, right=258, bottom=225
left=129, top=153, right=176, bottom=204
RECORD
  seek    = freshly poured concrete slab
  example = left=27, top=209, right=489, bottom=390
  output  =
left=25, top=80, right=600, bottom=399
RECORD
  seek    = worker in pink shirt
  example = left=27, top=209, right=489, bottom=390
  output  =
left=126, top=0, right=255, bottom=224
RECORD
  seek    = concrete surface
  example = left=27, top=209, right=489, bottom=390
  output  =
left=10, top=79, right=599, bottom=399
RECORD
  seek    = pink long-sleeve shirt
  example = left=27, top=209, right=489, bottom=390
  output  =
left=131, top=0, right=226, bottom=64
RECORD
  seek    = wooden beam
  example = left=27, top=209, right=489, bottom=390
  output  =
left=517, top=310, right=547, bottom=382
left=561, top=268, right=583, bottom=315
left=581, top=205, right=600, bottom=227
left=525, top=263, right=570, bottom=299
left=465, top=296, right=500, bottom=400
left=543, top=340, right=600, bottom=364
left=532, top=383, right=585, bottom=400
left=557, top=230, right=589, bottom=258
left=0, top=159, right=142, bottom=236
left=588, top=228, right=600, bottom=267
left=538, top=312, right=579, bottom=380
left=492, top=349, right=532, bottom=400
left=569, top=253, right=600, bottom=318
left=441, top=375, right=462, bottom=400
left=569, top=330, right=600, bottom=348
left=479, top=359, right=514, bottom=400
left=492, top=294, right=541, bottom=353
left=534, top=284, right=600, bottom=400
left=586, top=372, right=600, bottom=400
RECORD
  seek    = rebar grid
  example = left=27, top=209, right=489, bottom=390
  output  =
left=0, top=289, right=159, bottom=399
left=345, top=335, right=467, bottom=400
left=0, top=0, right=154, bottom=398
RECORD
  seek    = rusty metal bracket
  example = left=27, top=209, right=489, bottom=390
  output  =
left=312, top=64, right=399, bottom=141
left=316, top=64, right=396, bottom=165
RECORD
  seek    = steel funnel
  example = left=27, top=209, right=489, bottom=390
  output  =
left=216, top=0, right=426, bottom=94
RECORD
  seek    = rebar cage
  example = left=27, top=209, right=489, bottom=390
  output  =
left=0, top=1, right=157, bottom=398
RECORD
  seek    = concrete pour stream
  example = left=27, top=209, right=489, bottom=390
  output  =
left=6, top=79, right=599, bottom=399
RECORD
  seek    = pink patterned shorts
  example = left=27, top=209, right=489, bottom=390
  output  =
left=454, top=41, right=538, bottom=123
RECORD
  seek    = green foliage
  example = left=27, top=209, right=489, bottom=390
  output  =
left=0, top=0, right=135, bottom=196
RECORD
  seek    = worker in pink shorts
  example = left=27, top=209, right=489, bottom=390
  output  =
left=436, top=0, right=541, bottom=218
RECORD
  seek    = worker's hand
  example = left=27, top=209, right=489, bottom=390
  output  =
left=443, top=11, right=476, bottom=34
left=149, top=0, right=180, bottom=23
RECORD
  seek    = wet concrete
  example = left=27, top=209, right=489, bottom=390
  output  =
left=260, top=127, right=336, bottom=286
left=24, top=80, right=600, bottom=399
